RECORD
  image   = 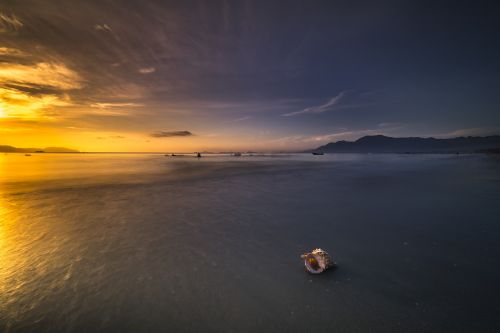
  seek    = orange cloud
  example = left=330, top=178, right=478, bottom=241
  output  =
left=0, top=87, right=72, bottom=119
left=0, top=62, right=84, bottom=90
left=0, top=61, right=84, bottom=119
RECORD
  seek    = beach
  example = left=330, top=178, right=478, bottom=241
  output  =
left=1, top=153, right=500, bottom=332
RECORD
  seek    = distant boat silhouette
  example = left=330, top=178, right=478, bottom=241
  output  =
left=233, top=152, right=242, bottom=157
left=312, top=152, right=324, bottom=155
left=25, top=153, right=32, bottom=156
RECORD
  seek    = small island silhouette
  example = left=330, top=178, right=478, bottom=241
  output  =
left=0, top=145, right=79, bottom=153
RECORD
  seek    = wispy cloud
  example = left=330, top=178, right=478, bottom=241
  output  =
left=281, top=91, right=377, bottom=117
left=90, top=102, right=143, bottom=109
left=266, top=123, right=406, bottom=149
left=86, top=102, right=144, bottom=116
left=150, top=130, right=193, bottom=138
left=94, top=23, right=120, bottom=41
left=269, top=129, right=379, bottom=146
left=378, top=122, right=403, bottom=128
left=0, top=60, right=84, bottom=118
left=0, top=87, right=72, bottom=119
left=94, top=24, right=111, bottom=32
left=138, top=67, right=156, bottom=74
left=282, top=91, right=346, bottom=116
left=434, top=127, right=500, bottom=138
left=305, top=129, right=383, bottom=143
left=0, top=62, right=84, bottom=90
left=0, top=12, right=23, bottom=32
left=226, top=115, right=252, bottom=123
left=0, top=47, right=26, bottom=56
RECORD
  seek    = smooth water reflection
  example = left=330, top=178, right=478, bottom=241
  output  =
left=1, top=153, right=500, bottom=332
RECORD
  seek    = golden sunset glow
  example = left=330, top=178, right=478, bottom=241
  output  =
left=0, top=87, right=70, bottom=119
left=0, top=62, right=83, bottom=90
left=0, top=60, right=81, bottom=120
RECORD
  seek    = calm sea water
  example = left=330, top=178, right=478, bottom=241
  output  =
left=1, top=153, right=500, bottom=332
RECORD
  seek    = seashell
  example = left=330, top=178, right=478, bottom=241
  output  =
left=300, top=248, right=337, bottom=274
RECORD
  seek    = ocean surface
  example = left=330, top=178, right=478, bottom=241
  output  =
left=1, top=153, right=500, bottom=332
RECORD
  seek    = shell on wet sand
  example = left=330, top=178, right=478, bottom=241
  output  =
left=300, top=248, right=337, bottom=274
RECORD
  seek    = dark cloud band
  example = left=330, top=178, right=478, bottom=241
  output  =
left=150, top=130, right=192, bottom=138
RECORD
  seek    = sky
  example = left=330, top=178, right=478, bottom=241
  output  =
left=0, top=0, right=499, bottom=152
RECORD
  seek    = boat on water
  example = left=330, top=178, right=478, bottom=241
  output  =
left=25, top=153, right=32, bottom=156
left=167, top=153, right=201, bottom=158
left=233, top=152, right=242, bottom=157
left=312, top=152, right=324, bottom=155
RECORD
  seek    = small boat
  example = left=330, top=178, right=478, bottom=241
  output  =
left=25, top=153, right=32, bottom=156
left=233, top=152, right=242, bottom=157
left=312, top=152, right=324, bottom=155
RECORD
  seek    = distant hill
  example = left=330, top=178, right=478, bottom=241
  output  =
left=0, top=145, right=79, bottom=153
left=311, top=135, right=500, bottom=153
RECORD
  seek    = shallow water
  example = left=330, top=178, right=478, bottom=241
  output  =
left=1, top=153, right=500, bottom=332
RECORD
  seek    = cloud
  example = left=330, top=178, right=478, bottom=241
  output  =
left=305, top=129, right=382, bottom=143
left=282, top=91, right=346, bottom=116
left=280, top=91, right=377, bottom=117
left=94, top=23, right=120, bottom=41
left=0, top=62, right=84, bottom=90
left=138, top=67, right=156, bottom=74
left=266, top=123, right=407, bottom=149
left=378, top=122, right=403, bottom=128
left=0, top=87, right=72, bottom=119
left=85, top=102, right=144, bottom=116
left=0, top=60, right=84, bottom=119
left=226, top=115, right=252, bottom=123
left=435, top=127, right=500, bottom=138
left=94, top=24, right=112, bottom=32
left=0, top=13, right=23, bottom=32
left=150, top=130, right=193, bottom=138
left=0, top=47, right=26, bottom=56
left=90, top=102, right=143, bottom=109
